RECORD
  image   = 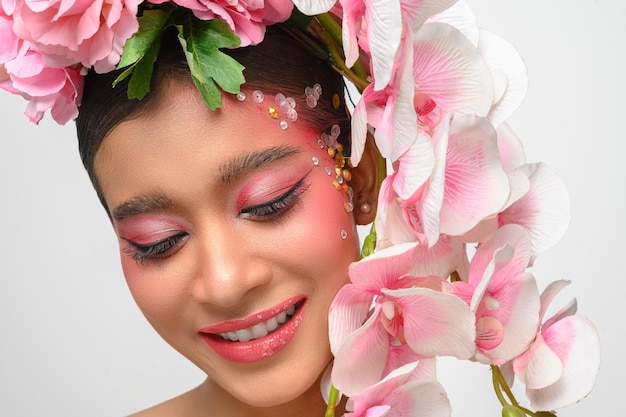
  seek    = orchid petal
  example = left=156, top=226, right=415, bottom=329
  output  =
left=349, top=242, right=417, bottom=291
left=393, top=132, right=435, bottom=199
left=329, top=283, right=376, bottom=354
left=439, top=116, right=509, bottom=237
left=413, top=22, right=493, bottom=118
left=409, top=235, right=464, bottom=278
left=513, top=333, right=563, bottom=389
left=538, top=280, right=571, bottom=322
left=401, top=0, right=459, bottom=31
left=384, top=378, right=451, bottom=417
left=368, top=0, right=402, bottom=89
left=385, top=286, right=476, bottom=358
left=496, top=123, right=527, bottom=172
left=426, top=0, right=478, bottom=46
left=341, top=0, right=365, bottom=69
left=468, top=223, right=531, bottom=289
left=375, top=29, right=419, bottom=162
left=332, top=307, right=390, bottom=396
left=527, top=316, right=600, bottom=410
left=419, top=114, right=450, bottom=245
left=543, top=298, right=577, bottom=331
left=499, top=162, right=570, bottom=264
left=478, top=29, right=528, bottom=128
left=375, top=176, right=420, bottom=249
left=351, top=88, right=370, bottom=166
left=481, top=274, right=540, bottom=364
left=291, top=0, right=336, bottom=15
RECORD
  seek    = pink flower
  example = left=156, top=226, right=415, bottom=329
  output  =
left=149, top=0, right=293, bottom=46
left=11, top=0, right=140, bottom=73
left=0, top=7, right=19, bottom=65
left=451, top=224, right=540, bottom=365
left=344, top=363, right=451, bottom=417
left=1, top=47, right=84, bottom=124
left=351, top=21, right=494, bottom=165
left=329, top=243, right=476, bottom=395
left=509, top=280, right=600, bottom=411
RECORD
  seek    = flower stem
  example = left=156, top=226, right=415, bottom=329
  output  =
left=324, top=385, right=340, bottom=417
left=491, top=365, right=508, bottom=407
left=310, top=18, right=369, bottom=92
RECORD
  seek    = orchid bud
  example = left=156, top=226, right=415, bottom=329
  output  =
left=502, top=405, right=526, bottom=417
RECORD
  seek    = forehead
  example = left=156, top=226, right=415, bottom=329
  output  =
left=93, top=80, right=322, bottom=207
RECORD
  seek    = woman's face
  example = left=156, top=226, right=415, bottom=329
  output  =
left=94, top=80, right=365, bottom=408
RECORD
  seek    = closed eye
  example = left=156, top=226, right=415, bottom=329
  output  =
left=239, top=175, right=310, bottom=221
left=122, top=232, right=189, bottom=263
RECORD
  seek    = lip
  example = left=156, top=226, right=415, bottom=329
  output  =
left=199, top=295, right=307, bottom=363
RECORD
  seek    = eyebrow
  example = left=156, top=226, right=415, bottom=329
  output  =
left=110, top=145, right=302, bottom=221
left=218, top=145, right=302, bottom=184
left=111, top=193, right=173, bottom=222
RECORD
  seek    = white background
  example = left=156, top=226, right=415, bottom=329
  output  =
left=0, top=1, right=623, bottom=416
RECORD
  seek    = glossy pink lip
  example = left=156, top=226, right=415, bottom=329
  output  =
left=199, top=295, right=307, bottom=363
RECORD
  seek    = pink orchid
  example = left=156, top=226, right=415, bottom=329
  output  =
left=377, top=115, right=509, bottom=247
left=344, top=362, right=451, bottom=417
left=329, top=242, right=476, bottom=395
left=509, top=280, right=600, bottom=411
left=451, top=224, right=540, bottom=365
left=351, top=20, right=494, bottom=165
left=150, top=0, right=293, bottom=46
left=1, top=47, right=83, bottom=124
left=11, top=0, right=140, bottom=73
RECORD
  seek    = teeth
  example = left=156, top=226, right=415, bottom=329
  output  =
left=219, top=304, right=297, bottom=342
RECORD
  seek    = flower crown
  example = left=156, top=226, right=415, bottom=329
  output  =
left=0, top=1, right=600, bottom=416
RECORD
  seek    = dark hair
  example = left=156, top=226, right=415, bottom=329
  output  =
left=76, top=25, right=351, bottom=209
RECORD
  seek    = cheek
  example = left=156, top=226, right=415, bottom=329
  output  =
left=119, top=254, right=188, bottom=326
left=271, top=167, right=360, bottom=281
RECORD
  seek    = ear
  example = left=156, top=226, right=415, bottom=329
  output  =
left=349, top=131, right=380, bottom=225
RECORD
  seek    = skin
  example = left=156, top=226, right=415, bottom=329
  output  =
left=93, top=78, right=378, bottom=417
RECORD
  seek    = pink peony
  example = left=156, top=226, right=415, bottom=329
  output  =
left=1, top=48, right=84, bottom=124
left=148, top=0, right=293, bottom=46
left=11, top=0, right=140, bottom=73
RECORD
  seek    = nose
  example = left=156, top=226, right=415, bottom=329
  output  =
left=191, top=224, right=272, bottom=309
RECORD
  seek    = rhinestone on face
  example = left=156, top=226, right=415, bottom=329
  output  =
left=252, top=90, right=264, bottom=103
left=344, top=201, right=354, bottom=213
left=279, top=120, right=288, bottom=130
left=340, top=229, right=348, bottom=240
left=275, top=93, right=286, bottom=104
left=312, top=156, right=319, bottom=166
left=317, top=139, right=325, bottom=148
left=287, top=108, right=298, bottom=122
left=325, top=167, right=332, bottom=176
left=236, top=92, right=246, bottom=101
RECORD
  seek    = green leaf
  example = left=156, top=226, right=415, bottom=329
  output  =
left=118, top=9, right=174, bottom=69
left=126, top=34, right=163, bottom=100
left=360, top=223, right=377, bottom=259
left=177, top=13, right=245, bottom=109
left=113, top=8, right=172, bottom=98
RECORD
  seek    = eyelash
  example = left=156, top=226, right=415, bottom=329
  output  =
left=122, top=232, right=188, bottom=263
left=239, top=176, right=310, bottom=221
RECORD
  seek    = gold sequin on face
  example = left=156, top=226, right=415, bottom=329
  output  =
left=269, top=106, right=279, bottom=119
left=332, top=93, right=341, bottom=109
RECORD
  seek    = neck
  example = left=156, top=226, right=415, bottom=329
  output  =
left=187, top=375, right=344, bottom=417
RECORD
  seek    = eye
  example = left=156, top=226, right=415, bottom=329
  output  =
left=122, top=232, right=189, bottom=263
left=239, top=176, right=309, bottom=221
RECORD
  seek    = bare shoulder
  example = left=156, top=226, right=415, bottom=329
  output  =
left=126, top=388, right=199, bottom=417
